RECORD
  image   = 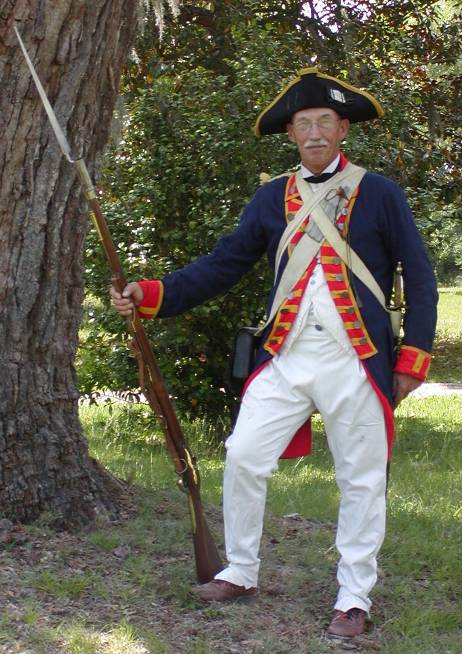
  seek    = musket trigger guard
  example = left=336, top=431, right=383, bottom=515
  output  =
left=177, top=459, right=188, bottom=475
left=176, top=459, right=189, bottom=493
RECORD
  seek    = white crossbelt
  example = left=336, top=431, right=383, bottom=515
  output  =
left=258, top=163, right=366, bottom=333
left=296, top=172, right=401, bottom=336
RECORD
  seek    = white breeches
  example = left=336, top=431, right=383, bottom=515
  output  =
left=215, top=315, right=388, bottom=613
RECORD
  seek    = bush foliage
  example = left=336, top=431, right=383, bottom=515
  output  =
left=79, top=0, right=462, bottom=415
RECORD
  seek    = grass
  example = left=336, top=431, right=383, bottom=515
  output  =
left=2, top=287, right=460, bottom=653
left=81, top=395, right=462, bottom=653
left=427, top=287, right=462, bottom=382
left=3, top=395, right=461, bottom=652
left=30, top=570, right=95, bottom=598
left=80, top=403, right=225, bottom=506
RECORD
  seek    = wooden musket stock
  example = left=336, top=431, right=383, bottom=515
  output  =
left=75, top=161, right=222, bottom=584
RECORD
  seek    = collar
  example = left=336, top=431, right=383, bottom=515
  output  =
left=301, top=153, right=341, bottom=179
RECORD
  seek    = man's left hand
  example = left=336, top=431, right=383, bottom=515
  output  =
left=393, top=373, right=422, bottom=406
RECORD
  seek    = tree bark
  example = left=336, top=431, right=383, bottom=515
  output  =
left=0, top=0, right=137, bottom=527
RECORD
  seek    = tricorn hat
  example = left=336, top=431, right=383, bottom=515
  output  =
left=255, top=67, right=384, bottom=137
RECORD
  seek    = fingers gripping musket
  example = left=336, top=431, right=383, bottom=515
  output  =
left=15, top=27, right=222, bottom=583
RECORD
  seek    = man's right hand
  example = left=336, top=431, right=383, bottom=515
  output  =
left=110, top=282, right=144, bottom=317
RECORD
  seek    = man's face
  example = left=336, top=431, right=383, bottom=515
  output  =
left=287, top=108, right=350, bottom=174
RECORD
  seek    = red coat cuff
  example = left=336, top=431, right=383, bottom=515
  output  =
left=393, top=345, right=432, bottom=381
left=136, top=280, right=164, bottom=319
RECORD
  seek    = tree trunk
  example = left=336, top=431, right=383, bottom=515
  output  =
left=0, top=0, right=138, bottom=527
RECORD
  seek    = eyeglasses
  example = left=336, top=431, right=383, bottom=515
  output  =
left=292, top=117, right=340, bottom=133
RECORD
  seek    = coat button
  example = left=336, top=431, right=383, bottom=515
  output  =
left=314, top=324, right=323, bottom=331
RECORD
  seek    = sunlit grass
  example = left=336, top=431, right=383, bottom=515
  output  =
left=435, top=286, right=462, bottom=333
left=81, top=403, right=225, bottom=499
left=101, top=620, right=149, bottom=654
left=428, top=287, right=462, bottom=382
left=55, top=619, right=167, bottom=654
left=57, top=621, right=100, bottom=654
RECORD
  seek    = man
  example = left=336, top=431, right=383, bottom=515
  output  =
left=111, top=69, right=437, bottom=637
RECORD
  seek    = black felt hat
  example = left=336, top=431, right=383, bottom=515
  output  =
left=255, top=67, right=384, bottom=137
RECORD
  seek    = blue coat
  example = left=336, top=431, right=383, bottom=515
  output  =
left=154, top=170, right=438, bottom=408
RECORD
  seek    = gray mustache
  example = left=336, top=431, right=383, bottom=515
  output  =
left=303, top=139, right=329, bottom=148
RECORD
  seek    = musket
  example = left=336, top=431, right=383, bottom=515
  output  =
left=15, top=26, right=222, bottom=583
